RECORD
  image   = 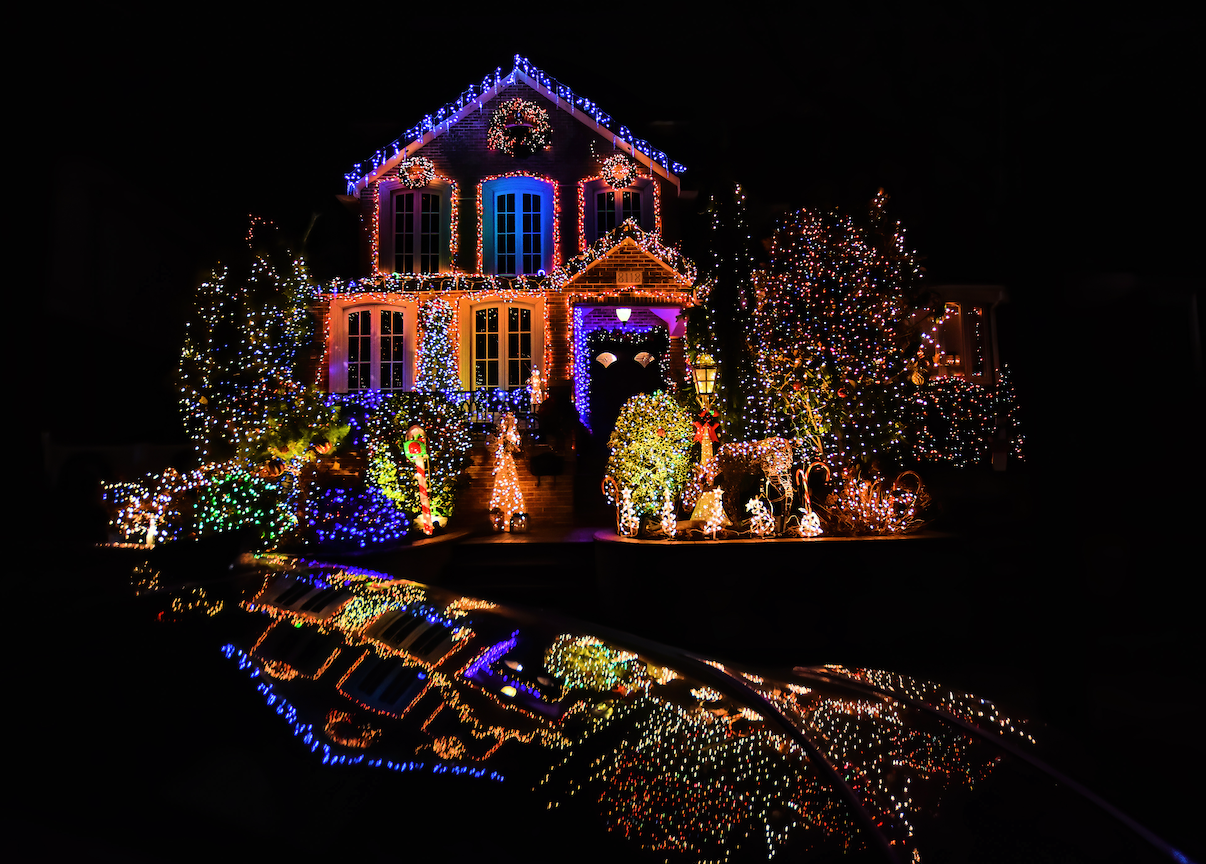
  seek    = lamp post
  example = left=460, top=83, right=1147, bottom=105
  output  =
left=691, top=353, right=719, bottom=466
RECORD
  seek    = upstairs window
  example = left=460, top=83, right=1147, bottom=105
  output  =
left=582, top=176, right=654, bottom=247
left=394, top=192, right=442, bottom=274
left=379, top=178, right=453, bottom=274
left=481, top=176, right=555, bottom=276
left=595, top=189, right=641, bottom=235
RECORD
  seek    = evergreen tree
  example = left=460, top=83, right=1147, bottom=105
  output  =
left=416, top=297, right=460, bottom=392
left=177, top=219, right=332, bottom=466
left=753, top=191, right=938, bottom=469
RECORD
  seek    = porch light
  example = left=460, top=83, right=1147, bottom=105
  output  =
left=615, top=307, right=632, bottom=323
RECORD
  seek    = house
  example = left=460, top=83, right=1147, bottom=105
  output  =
left=314, top=55, right=697, bottom=437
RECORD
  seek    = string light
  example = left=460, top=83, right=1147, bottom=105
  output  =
left=345, top=54, right=686, bottom=196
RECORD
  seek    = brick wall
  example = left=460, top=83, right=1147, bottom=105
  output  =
left=458, top=434, right=576, bottom=529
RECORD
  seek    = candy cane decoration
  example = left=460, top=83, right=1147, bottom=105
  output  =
left=404, top=425, right=434, bottom=535
left=795, top=461, right=830, bottom=537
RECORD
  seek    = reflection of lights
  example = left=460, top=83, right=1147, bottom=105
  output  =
left=205, top=566, right=1037, bottom=862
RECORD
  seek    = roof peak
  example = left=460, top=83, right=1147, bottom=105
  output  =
left=345, top=55, right=684, bottom=195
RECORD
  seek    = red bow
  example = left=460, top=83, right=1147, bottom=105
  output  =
left=693, top=411, right=720, bottom=443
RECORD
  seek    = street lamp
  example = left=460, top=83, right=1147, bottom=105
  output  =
left=691, top=353, right=719, bottom=466
left=691, top=353, right=717, bottom=410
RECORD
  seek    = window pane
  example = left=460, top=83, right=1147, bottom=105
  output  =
left=622, top=190, right=641, bottom=227
left=420, top=193, right=440, bottom=273
left=396, top=192, right=415, bottom=274
left=596, top=190, right=616, bottom=240
left=380, top=309, right=404, bottom=391
left=348, top=311, right=372, bottom=392
left=497, top=193, right=516, bottom=274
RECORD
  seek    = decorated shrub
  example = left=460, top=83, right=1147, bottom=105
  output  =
left=365, top=391, right=472, bottom=528
left=605, top=392, right=695, bottom=518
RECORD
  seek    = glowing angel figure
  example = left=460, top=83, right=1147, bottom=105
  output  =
left=489, top=413, right=525, bottom=532
left=527, top=366, right=544, bottom=411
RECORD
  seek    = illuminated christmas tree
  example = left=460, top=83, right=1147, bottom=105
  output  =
left=416, top=297, right=460, bottom=393
left=751, top=190, right=939, bottom=469
left=177, top=219, right=333, bottom=468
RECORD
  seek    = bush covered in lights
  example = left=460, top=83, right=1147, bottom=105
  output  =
left=302, top=483, right=411, bottom=549
left=195, top=467, right=296, bottom=547
left=605, top=391, right=695, bottom=518
left=103, top=463, right=295, bottom=549
left=363, top=391, right=473, bottom=527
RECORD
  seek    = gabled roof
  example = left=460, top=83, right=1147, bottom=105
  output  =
left=345, top=55, right=686, bottom=197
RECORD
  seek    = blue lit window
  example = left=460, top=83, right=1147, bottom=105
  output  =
left=482, top=177, right=553, bottom=275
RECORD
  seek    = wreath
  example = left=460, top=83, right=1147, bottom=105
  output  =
left=600, top=154, right=638, bottom=189
left=487, top=98, right=552, bottom=156
left=398, top=156, right=436, bottom=189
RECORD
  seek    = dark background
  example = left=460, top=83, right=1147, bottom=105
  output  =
left=24, top=7, right=1201, bottom=861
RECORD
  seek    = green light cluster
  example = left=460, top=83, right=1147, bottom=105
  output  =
left=605, top=391, right=695, bottom=517
left=543, top=634, right=637, bottom=693
left=362, top=391, right=473, bottom=526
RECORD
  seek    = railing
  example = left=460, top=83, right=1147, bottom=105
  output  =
left=448, top=387, right=540, bottom=432
left=327, top=387, right=540, bottom=433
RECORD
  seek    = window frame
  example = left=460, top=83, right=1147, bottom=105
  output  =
left=481, top=176, right=555, bottom=276
left=378, top=177, right=454, bottom=275
left=580, top=176, right=654, bottom=247
left=327, top=299, right=418, bottom=394
left=459, top=298, right=545, bottom=393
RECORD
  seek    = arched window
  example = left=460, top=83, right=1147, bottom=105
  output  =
left=481, top=176, right=554, bottom=275
left=329, top=302, right=416, bottom=393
